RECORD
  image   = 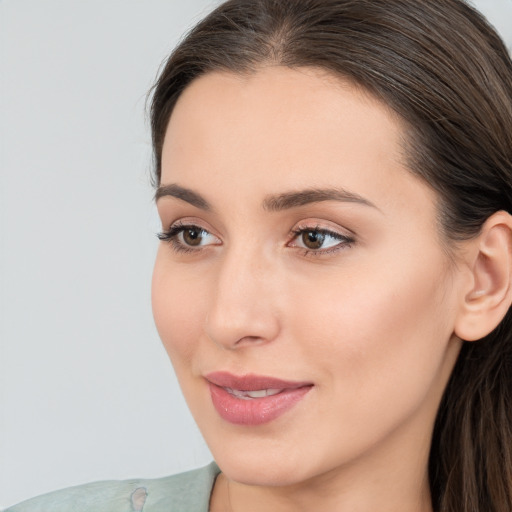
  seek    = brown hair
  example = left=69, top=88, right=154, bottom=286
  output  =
left=149, top=1, right=512, bottom=510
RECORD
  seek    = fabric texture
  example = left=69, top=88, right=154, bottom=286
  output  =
left=4, top=462, right=220, bottom=512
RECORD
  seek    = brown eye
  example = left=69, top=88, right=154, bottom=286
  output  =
left=302, top=231, right=325, bottom=249
left=183, top=228, right=203, bottom=246
left=289, top=226, right=354, bottom=254
left=157, top=223, right=221, bottom=252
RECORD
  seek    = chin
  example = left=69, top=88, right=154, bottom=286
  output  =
left=217, top=457, right=307, bottom=487
left=207, top=435, right=320, bottom=487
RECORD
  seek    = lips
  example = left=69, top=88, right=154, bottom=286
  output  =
left=205, top=372, right=313, bottom=425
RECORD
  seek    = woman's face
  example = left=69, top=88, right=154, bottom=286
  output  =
left=152, top=67, right=463, bottom=487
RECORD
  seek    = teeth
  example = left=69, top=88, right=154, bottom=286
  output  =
left=226, top=388, right=283, bottom=399
left=263, top=389, right=282, bottom=397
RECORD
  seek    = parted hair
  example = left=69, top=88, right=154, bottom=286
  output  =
left=149, top=1, right=512, bottom=510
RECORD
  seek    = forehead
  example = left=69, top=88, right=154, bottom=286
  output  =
left=161, top=66, right=430, bottom=214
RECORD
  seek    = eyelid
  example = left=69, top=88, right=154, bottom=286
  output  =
left=159, top=217, right=219, bottom=237
left=288, top=219, right=355, bottom=239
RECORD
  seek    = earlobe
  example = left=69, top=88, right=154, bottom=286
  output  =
left=454, top=211, right=512, bottom=342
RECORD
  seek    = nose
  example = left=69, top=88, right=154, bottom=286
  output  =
left=204, top=244, right=281, bottom=350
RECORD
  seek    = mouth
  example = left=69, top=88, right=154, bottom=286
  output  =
left=205, top=372, right=313, bottom=425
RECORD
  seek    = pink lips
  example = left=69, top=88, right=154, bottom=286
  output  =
left=205, top=372, right=313, bottom=426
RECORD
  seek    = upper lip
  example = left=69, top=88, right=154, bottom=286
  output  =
left=205, top=371, right=313, bottom=391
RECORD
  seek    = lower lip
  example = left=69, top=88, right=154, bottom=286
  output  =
left=208, top=383, right=312, bottom=426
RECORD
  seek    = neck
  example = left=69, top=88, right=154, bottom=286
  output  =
left=210, top=398, right=440, bottom=512
left=210, top=429, right=434, bottom=512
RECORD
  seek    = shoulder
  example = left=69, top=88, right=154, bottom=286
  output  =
left=4, top=462, right=220, bottom=512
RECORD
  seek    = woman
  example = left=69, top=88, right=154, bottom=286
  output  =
left=6, top=0, right=512, bottom=511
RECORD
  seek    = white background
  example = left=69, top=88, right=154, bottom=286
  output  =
left=1, top=0, right=511, bottom=507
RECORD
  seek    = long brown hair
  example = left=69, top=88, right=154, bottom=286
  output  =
left=149, top=1, right=512, bottom=510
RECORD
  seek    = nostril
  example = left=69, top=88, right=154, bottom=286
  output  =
left=234, top=335, right=266, bottom=347
left=205, top=331, right=259, bottom=350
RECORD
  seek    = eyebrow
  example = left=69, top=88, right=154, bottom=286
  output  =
left=262, top=187, right=378, bottom=212
left=155, top=184, right=211, bottom=210
left=155, top=184, right=377, bottom=212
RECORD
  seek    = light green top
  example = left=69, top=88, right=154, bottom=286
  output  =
left=4, top=462, right=220, bottom=512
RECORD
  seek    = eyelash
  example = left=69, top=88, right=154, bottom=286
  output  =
left=288, top=225, right=355, bottom=256
left=157, top=222, right=213, bottom=254
left=157, top=223, right=355, bottom=256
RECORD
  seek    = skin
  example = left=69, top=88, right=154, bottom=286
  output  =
left=152, top=67, right=467, bottom=512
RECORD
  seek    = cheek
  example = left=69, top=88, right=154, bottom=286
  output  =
left=151, top=249, right=207, bottom=364
left=288, top=247, right=455, bottom=406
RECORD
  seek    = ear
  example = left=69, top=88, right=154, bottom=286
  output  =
left=454, top=211, right=512, bottom=341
